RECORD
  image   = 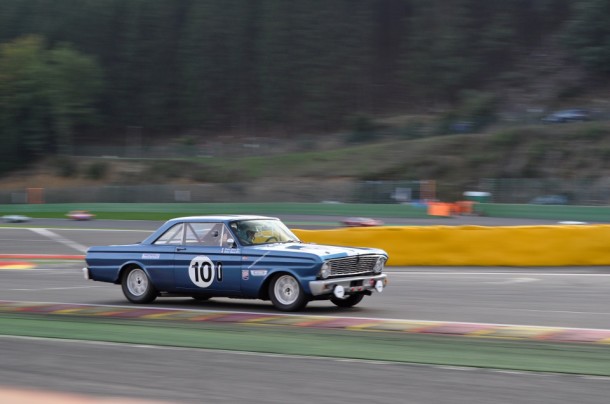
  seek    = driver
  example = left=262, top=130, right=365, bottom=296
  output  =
left=235, top=222, right=258, bottom=245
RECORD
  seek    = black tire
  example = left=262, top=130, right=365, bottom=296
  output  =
left=330, top=293, right=364, bottom=308
left=191, top=295, right=211, bottom=301
left=268, top=274, right=308, bottom=312
left=121, top=266, right=157, bottom=304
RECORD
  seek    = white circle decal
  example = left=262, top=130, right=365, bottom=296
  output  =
left=188, top=256, right=215, bottom=288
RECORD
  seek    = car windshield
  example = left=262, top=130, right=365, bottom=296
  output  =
left=230, top=219, right=300, bottom=246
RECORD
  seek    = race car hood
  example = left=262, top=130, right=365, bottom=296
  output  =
left=245, top=242, right=386, bottom=261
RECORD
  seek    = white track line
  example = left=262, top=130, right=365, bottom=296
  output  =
left=0, top=226, right=150, bottom=232
left=6, top=286, right=106, bottom=291
left=28, top=228, right=89, bottom=253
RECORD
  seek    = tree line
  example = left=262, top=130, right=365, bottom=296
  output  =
left=0, top=0, right=609, bottom=173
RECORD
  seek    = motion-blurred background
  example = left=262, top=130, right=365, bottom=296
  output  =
left=1, top=0, right=609, bottom=205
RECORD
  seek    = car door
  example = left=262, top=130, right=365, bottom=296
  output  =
left=173, top=222, right=242, bottom=292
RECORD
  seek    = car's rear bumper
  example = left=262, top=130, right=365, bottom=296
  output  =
left=309, top=273, right=387, bottom=296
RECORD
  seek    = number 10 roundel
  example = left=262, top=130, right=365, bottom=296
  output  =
left=188, top=256, right=223, bottom=288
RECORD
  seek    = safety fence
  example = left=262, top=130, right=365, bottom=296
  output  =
left=0, top=178, right=610, bottom=206
left=1, top=178, right=609, bottom=205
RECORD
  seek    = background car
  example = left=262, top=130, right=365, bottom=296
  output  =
left=341, top=217, right=384, bottom=227
left=541, top=109, right=589, bottom=123
left=2, top=215, right=31, bottom=223
left=529, top=195, right=568, bottom=205
left=67, top=210, right=95, bottom=220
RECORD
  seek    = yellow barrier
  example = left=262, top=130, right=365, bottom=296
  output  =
left=292, top=225, right=610, bottom=266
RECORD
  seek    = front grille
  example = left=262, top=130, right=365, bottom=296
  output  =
left=328, top=255, right=380, bottom=277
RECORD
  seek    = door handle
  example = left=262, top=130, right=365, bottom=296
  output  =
left=176, top=247, right=187, bottom=251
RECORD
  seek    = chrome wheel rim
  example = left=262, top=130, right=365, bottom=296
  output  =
left=274, top=275, right=299, bottom=306
left=127, top=268, right=148, bottom=296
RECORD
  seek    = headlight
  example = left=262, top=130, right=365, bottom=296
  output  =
left=373, top=257, right=386, bottom=273
left=319, top=262, right=331, bottom=279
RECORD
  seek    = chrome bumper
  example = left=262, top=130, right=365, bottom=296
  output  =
left=309, top=273, right=387, bottom=296
left=82, top=267, right=90, bottom=280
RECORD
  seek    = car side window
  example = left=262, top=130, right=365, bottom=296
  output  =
left=153, top=223, right=184, bottom=245
left=153, top=222, right=230, bottom=247
left=189, top=223, right=229, bottom=247
left=184, top=223, right=202, bottom=245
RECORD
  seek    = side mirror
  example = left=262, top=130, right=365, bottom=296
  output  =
left=224, top=238, right=235, bottom=248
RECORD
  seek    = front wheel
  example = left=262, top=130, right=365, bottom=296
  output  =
left=269, top=274, right=308, bottom=311
left=330, top=294, right=364, bottom=308
left=121, top=267, right=157, bottom=304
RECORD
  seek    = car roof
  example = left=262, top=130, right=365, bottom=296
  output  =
left=165, top=215, right=277, bottom=224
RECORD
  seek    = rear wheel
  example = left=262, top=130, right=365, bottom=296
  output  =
left=269, top=274, right=308, bottom=311
left=330, top=294, right=364, bottom=308
left=121, top=267, right=157, bottom=304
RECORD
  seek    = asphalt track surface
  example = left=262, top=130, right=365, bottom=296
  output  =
left=2, top=336, right=610, bottom=404
left=2, top=216, right=610, bottom=403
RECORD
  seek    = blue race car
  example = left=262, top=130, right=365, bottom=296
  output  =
left=83, top=215, right=388, bottom=311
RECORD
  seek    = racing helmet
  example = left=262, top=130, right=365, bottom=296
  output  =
left=236, top=221, right=257, bottom=243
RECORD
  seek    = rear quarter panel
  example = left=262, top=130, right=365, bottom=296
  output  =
left=86, top=244, right=175, bottom=289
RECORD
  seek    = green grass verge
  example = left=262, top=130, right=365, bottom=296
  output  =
left=1, top=202, right=609, bottom=222
left=2, top=314, right=609, bottom=376
left=478, top=203, right=610, bottom=222
left=0, top=202, right=432, bottom=221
